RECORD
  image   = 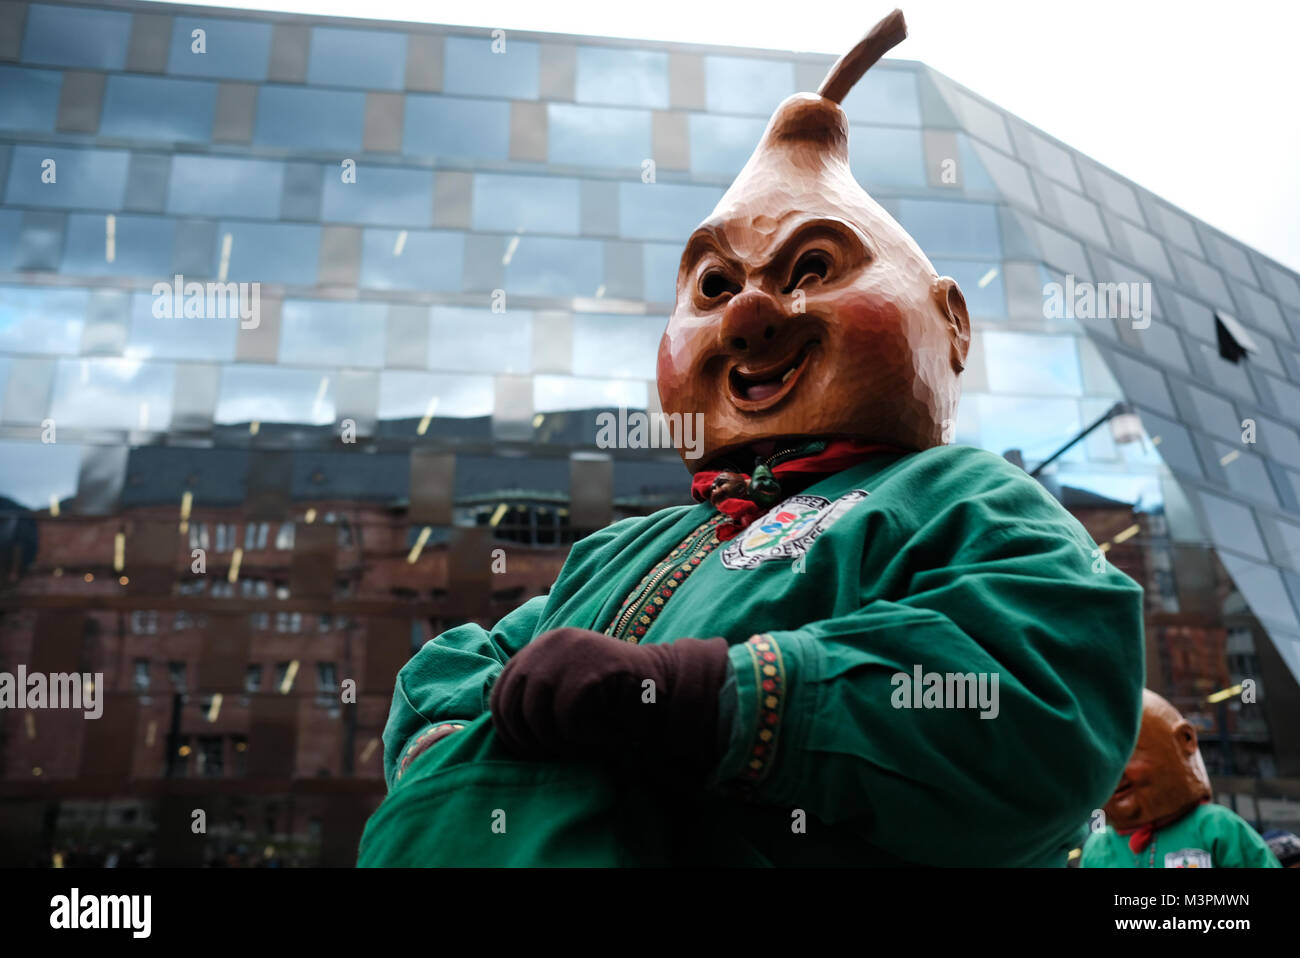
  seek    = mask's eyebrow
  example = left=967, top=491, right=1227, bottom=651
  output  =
left=679, top=222, right=738, bottom=275
left=761, top=216, right=873, bottom=273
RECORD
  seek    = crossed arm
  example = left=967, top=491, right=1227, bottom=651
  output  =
left=382, top=511, right=1143, bottom=865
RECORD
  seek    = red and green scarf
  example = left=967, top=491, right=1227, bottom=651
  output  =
left=691, top=439, right=899, bottom=541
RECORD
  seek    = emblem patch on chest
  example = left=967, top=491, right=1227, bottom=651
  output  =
left=1164, top=848, right=1212, bottom=868
left=720, top=490, right=869, bottom=570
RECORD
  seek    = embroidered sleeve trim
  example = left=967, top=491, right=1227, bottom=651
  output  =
left=737, top=634, right=787, bottom=787
left=394, top=722, right=467, bottom=782
left=605, top=515, right=725, bottom=643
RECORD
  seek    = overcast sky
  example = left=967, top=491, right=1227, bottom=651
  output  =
left=146, top=0, right=1300, bottom=273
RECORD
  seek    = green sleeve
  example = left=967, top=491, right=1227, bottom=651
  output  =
left=1208, top=808, right=1283, bottom=868
left=716, top=466, right=1145, bottom=866
left=381, top=594, right=548, bottom=788
left=377, top=512, right=668, bottom=789
left=1080, top=828, right=1118, bottom=868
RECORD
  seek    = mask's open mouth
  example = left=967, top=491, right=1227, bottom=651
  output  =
left=728, top=339, right=819, bottom=410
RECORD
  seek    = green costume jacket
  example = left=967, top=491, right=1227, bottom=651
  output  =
left=359, top=445, right=1145, bottom=866
left=1081, top=803, right=1282, bottom=868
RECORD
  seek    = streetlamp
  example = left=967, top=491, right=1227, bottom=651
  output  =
left=1027, top=401, right=1144, bottom=479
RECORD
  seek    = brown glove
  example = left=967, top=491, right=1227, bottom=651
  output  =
left=489, top=627, right=731, bottom=779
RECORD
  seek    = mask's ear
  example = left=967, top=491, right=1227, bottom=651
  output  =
left=932, top=276, right=970, bottom=373
left=1174, top=719, right=1199, bottom=756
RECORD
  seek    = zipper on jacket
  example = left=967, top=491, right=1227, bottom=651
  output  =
left=759, top=439, right=826, bottom=470
left=604, top=441, right=826, bottom=642
left=606, top=515, right=725, bottom=642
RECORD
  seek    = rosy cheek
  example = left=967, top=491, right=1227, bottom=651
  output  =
left=819, top=289, right=912, bottom=349
left=658, top=315, right=712, bottom=377
left=1127, top=759, right=1152, bottom=783
left=655, top=334, right=677, bottom=385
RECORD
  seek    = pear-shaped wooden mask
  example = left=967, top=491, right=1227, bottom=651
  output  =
left=657, top=10, right=971, bottom=470
left=1103, top=689, right=1214, bottom=831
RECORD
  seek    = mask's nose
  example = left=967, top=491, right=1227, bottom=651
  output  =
left=718, top=288, right=789, bottom=360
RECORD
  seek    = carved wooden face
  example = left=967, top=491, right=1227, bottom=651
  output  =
left=1103, top=690, right=1212, bottom=831
left=656, top=94, right=970, bottom=471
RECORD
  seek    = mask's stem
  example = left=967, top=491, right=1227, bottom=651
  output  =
left=817, top=9, right=909, bottom=105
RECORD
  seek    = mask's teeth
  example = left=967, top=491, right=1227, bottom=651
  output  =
left=781, top=366, right=796, bottom=383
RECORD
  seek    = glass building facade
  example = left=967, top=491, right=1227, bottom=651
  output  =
left=1, top=0, right=1299, bottom=863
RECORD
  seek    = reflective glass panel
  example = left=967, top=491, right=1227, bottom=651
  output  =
left=429, top=306, right=532, bottom=374
left=167, top=155, right=284, bottom=220
left=848, top=126, right=925, bottom=188
left=0, top=439, right=83, bottom=510
left=949, top=88, right=1011, bottom=153
left=1045, top=182, right=1107, bottom=247
left=1149, top=202, right=1202, bottom=256
left=218, top=222, right=321, bottom=287
left=63, top=213, right=176, bottom=278
left=840, top=67, right=921, bottom=125
left=100, top=75, right=217, bottom=143
left=572, top=314, right=664, bottom=379
left=1234, top=282, right=1288, bottom=339
left=1131, top=409, right=1202, bottom=477
left=168, top=16, right=272, bottom=80
left=1210, top=441, right=1279, bottom=507
left=534, top=375, right=647, bottom=412
left=704, top=56, right=794, bottom=116
left=969, top=140, right=1037, bottom=209
left=1085, top=164, right=1142, bottom=222
left=504, top=236, right=603, bottom=298
left=575, top=47, right=669, bottom=109
left=1133, top=320, right=1189, bottom=374
left=307, top=26, right=406, bottom=90
left=215, top=364, right=335, bottom=425
left=931, top=260, right=1005, bottom=320
left=618, top=182, right=721, bottom=243
left=321, top=166, right=433, bottom=228
left=982, top=332, right=1082, bottom=396
left=359, top=229, right=463, bottom=292
left=22, top=3, right=131, bottom=70
left=1016, top=127, right=1082, bottom=192
left=1220, top=554, right=1300, bottom=631
left=443, top=36, right=539, bottom=99
left=1119, top=220, right=1174, bottom=280
left=279, top=299, right=387, bottom=368
left=896, top=199, right=1001, bottom=258
left=0, top=286, right=87, bottom=355
left=377, top=370, right=494, bottom=419
left=0, top=211, right=19, bottom=270
left=473, top=174, right=580, bottom=235
left=0, top=65, right=60, bottom=132
left=124, top=290, right=238, bottom=362
left=643, top=242, right=682, bottom=305
left=5, top=146, right=129, bottom=209
left=254, top=86, right=365, bottom=152
left=1171, top=248, right=1232, bottom=307
left=688, top=114, right=765, bottom=176
left=1202, top=233, right=1257, bottom=286
left=976, top=394, right=1081, bottom=462
left=403, top=95, right=510, bottom=161
left=1196, top=490, right=1268, bottom=560
left=955, top=135, right=999, bottom=194
left=50, top=357, right=175, bottom=430
left=1104, top=349, right=1176, bottom=417
left=1203, top=347, right=1257, bottom=403
left=548, top=105, right=651, bottom=168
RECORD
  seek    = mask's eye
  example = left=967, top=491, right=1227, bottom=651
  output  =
left=700, top=270, right=741, bottom=300
left=784, top=250, right=830, bottom=293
